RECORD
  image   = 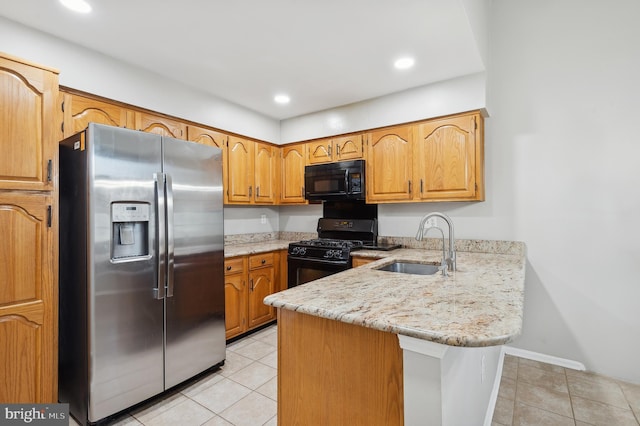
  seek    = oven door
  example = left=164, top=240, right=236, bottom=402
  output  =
left=287, top=255, right=351, bottom=288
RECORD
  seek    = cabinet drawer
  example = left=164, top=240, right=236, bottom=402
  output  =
left=249, top=252, right=275, bottom=269
left=224, top=257, right=245, bottom=275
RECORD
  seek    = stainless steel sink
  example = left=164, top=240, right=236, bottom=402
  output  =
left=376, top=262, right=440, bottom=275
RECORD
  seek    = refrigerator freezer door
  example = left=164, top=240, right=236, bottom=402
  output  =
left=87, top=124, right=165, bottom=422
left=162, top=137, right=225, bottom=389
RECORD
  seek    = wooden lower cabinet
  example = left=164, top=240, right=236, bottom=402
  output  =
left=278, top=309, right=404, bottom=425
left=224, top=251, right=279, bottom=340
left=351, top=257, right=378, bottom=268
left=224, top=257, right=248, bottom=340
left=0, top=192, right=57, bottom=403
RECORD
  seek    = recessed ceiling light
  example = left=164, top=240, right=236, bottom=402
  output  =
left=274, top=94, right=290, bottom=104
left=394, top=57, right=415, bottom=70
left=60, top=0, right=92, bottom=13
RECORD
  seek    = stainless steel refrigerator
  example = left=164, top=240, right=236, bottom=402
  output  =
left=58, top=123, right=225, bottom=425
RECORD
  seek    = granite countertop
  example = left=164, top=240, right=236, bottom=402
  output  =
left=264, top=244, right=526, bottom=347
left=224, top=240, right=293, bottom=257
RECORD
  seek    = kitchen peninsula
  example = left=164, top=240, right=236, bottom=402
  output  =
left=264, top=241, right=526, bottom=425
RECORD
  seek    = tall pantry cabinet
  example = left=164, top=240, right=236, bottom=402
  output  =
left=0, top=53, right=60, bottom=403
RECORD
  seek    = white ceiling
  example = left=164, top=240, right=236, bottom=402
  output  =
left=0, top=0, right=485, bottom=120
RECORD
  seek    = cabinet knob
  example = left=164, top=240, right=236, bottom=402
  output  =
left=226, top=266, right=232, bottom=271
left=261, top=259, right=266, bottom=264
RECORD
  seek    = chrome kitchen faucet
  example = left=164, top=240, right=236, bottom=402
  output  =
left=416, top=212, right=456, bottom=276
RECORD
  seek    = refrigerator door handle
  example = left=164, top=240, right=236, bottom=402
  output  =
left=154, top=172, right=166, bottom=300
left=165, top=173, right=175, bottom=298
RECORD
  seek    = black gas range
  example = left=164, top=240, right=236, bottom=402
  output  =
left=287, top=218, right=377, bottom=288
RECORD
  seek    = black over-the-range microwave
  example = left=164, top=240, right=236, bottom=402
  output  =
left=304, top=159, right=365, bottom=201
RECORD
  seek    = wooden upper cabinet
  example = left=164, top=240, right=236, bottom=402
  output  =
left=414, top=113, right=484, bottom=201
left=62, top=92, right=134, bottom=137
left=226, top=137, right=277, bottom=205
left=0, top=54, right=59, bottom=191
left=226, top=136, right=254, bottom=203
left=307, top=139, right=332, bottom=164
left=366, top=125, right=414, bottom=203
left=333, top=134, right=363, bottom=161
left=186, top=125, right=227, bottom=149
left=280, top=144, right=307, bottom=204
left=0, top=192, right=56, bottom=403
left=307, top=134, right=364, bottom=164
left=254, top=142, right=277, bottom=204
left=135, top=111, right=186, bottom=138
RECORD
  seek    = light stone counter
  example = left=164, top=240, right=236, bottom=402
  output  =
left=264, top=243, right=526, bottom=348
left=224, top=231, right=315, bottom=258
left=224, top=240, right=292, bottom=257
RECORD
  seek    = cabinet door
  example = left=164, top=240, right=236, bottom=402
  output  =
left=414, top=113, right=480, bottom=201
left=62, top=93, right=134, bottom=137
left=366, top=125, right=414, bottom=202
left=135, top=111, right=186, bottom=138
left=277, top=249, right=289, bottom=292
left=307, top=139, right=332, bottom=164
left=254, top=142, right=277, bottom=204
left=352, top=257, right=376, bottom=268
left=186, top=125, right=227, bottom=149
left=0, top=55, right=59, bottom=191
left=280, top=144, right=307, bottom=204
left=224, top=272, right=247, bottom=340
left=248, top=266, right=275, bottom=328
left=0, top=192, right=56, bottom=402
left=226, top=136, right=254, bottom=203
left=334, top=134, right=363, bottom=161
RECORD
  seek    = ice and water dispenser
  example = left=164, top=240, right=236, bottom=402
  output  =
left=111, top=202, right=150, bottom=260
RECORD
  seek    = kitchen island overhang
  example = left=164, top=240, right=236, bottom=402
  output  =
left=264, top=242, right=526, bottom=425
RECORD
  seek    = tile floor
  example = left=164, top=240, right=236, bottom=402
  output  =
left=69, top=326, right=640, bottom=426
left=492, top=354, right=640, bottom=426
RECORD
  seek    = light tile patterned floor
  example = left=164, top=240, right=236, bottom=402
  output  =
left=69, top=326, right=640, bottom=426
left=492, top=355, right=640, bottom=426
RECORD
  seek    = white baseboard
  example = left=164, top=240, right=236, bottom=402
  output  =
left=503, top=346, right=586, bottom=371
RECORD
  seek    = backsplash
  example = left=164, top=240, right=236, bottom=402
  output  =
left=224, top=232, right=525, bottom=256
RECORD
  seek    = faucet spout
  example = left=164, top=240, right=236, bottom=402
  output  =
left=415, top=212, right=456, bottom=274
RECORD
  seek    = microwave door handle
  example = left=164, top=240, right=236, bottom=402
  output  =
left=344, top=170, right=349, bottom=193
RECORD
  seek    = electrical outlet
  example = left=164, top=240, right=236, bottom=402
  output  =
left=426, top=217, right=438, bottom=228
left=260, top=214, right=267, bottom=224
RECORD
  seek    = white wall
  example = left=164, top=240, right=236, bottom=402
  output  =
left=280, top=72, right=487, bottom=143
left=224, top=206, right=280, bottom=235
left=489, top=0, right=640, bottom=383
left=0, top=17, right=279, bottom=143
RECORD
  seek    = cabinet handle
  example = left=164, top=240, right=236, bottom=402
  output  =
left=420, top=179, right=424, bottom=194
left=256, top=186, right=260, bottom=197
left=408, top=180, right=412, bottom=194
left=250, top=279, right=254, bottom=291
left=249, top=186, right=252, bottom=197
left=301, top=186, right=304, bottom=197
left=336, top=145, right=340, bottom=156
left=327, top=144, right=332, bottom=157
